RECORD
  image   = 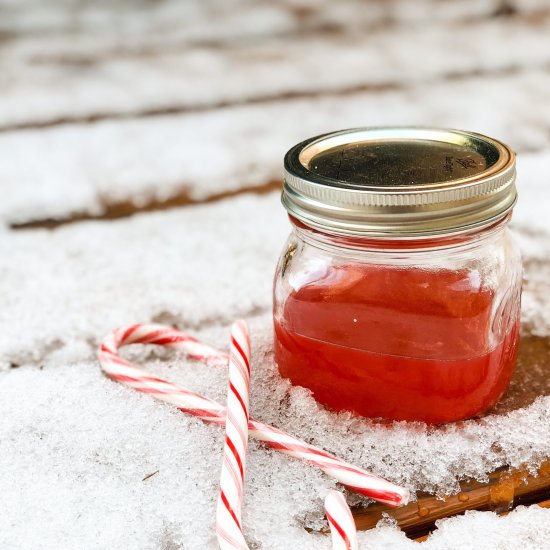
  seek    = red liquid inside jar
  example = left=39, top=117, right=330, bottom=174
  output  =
left=274, top=263, right=520, bottom=423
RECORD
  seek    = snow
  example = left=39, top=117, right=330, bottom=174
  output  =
left=362, top=506, right=550, bottom=549
left=1, top=188, right=550, bottom=548
left=1, top=0, right=535, bottom=54
left=0, top=361, right=332, bottom=550
left=0, top=194, right=287, bottom=369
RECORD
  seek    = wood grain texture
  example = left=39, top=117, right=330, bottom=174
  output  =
left=353, top=461, right=550, bottom=538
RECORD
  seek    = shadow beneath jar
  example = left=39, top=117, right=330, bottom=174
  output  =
left=489, top=331, right=550, bottom=415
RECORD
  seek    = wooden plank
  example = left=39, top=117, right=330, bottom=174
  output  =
left=1, top=0, right=537, bottom=46
left=0, top=71, right=550, bottom=224
left=1, top=72, right=550, bottom=227
left=12, top=180, right=282, bottom=230
left=0, top=192, right=286, bottom=369
left=2, top=15, right=550, bottom=130
left=354, top=461, right=550, bottom=539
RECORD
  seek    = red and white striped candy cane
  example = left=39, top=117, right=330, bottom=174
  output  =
left=216, top=321, right=251, bottom=550
left=325, top=491, right=359, bottom=550
left=217, top=323, right=357, bottom=549
left=98, top=323, right=409, bottom=523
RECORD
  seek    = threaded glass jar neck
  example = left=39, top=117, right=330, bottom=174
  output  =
left=289, top=213, right=511, bottom=255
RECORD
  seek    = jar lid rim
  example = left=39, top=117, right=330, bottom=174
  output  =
left=282, top=127, right=517, bottom=237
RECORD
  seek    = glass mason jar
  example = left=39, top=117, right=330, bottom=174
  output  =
left=273, top=128, right=522, bottom=423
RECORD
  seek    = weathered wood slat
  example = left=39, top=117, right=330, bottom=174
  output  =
left=11, top=180, right=282, bottom=230
left=353, top=461, right=550, bottom=538
left=1, top=16, right=550, bottom=129
left=1, top=2, right=550, bottom=546
left=0, top=192, right=286, bottom=369
left=1, top=73, right=550, bottom=227
left=1, top=0, right=539, bottom=46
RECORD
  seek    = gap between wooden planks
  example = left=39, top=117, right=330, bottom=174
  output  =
left=10, top=180, right=282, bottom=230
left=351, top=460, right=550, bottom=541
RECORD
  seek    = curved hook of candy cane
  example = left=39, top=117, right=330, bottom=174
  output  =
left=325, top=491, right=358, bottom=550
left=216, top=321, right=251, bottom=550
left=98, top=323, right=409, bottom=508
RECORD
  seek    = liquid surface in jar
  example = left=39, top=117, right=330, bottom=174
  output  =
left=274, top=264, right=520, bottom=423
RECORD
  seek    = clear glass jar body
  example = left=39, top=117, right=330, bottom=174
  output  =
left=273, top=217, right=522, bottom=423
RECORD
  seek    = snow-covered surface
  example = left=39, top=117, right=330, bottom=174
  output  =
left=364, top=506, right=550, bottom=549
left=2, top=345, right=550, bottom=550
left=1, top=190, right=550, bottom=548
left=1, top=1, right=550, bottom=548
left=4, top=355, right=550, bottom=550
left=4, top=0, right=542, bottom=40
left=0, top=194, right=286, bottom=369
left=3, top=80, right=550, bottom=225
left=2, top=17, right=550, bottom=129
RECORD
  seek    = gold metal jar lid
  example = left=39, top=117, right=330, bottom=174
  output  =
left=282, top=127, right=517, bottom=237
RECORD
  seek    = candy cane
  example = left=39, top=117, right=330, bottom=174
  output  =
left=325, top=491, right=359, bottom=550
left=216, top=321, right=251, bottom=550
left=216, top=322, right=360, bottom=549
left=98, top=323, right=409, bottom=527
